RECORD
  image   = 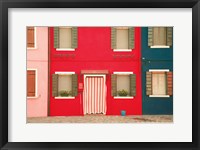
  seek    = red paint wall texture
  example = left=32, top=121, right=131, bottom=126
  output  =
left=50, top=27, right=142, bottom=116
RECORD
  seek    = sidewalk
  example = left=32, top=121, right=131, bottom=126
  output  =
left=27, top=115, right=173, bottom=123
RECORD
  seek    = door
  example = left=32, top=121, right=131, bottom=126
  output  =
left=83, top=76, right=107, bottom=114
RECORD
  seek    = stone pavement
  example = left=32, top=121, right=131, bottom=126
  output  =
left=27, top=115, right=173, bottom=123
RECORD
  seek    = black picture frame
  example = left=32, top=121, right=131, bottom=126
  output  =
left=0, top=0, right=199, bottom=149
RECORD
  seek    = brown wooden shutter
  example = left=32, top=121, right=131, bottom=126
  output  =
left=148, top=27, right=153, bottom=46
left=128, top=27, right=135, bottom=49
left=52, top=74, right=58, bottom=97
left=166, top=27, right=173, bottom=46
left=167, top=72, right=173, bottom=95
left=72, top=74, right=78, bottom=96
left=146, top=72, right=152, bottom=95
left=54, top=27, right=59, bottom=48
left=111, top=27, right=117, bottom=49
left=27, top=27, right=35, bottom=48
left=72, top=27, right=78, bottom=48
left=111, top=74, right=117, bottom=96
left=130, top=74, right=136, bottom=96
left=27, top=70, right=35, bottom=97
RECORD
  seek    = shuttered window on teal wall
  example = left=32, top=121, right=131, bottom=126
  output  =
left=146, top=71, right=173, bottom=96
left=148, top=27, right=173, bottom=47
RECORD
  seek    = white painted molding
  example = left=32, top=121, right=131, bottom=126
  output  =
left=56, top=48, right=75, bottom=51
left=55, top=97, right=75, bottom=99
left=149, top=95, right=170, bottom=98
left=113, top=49, right=132, bottom=52
left=55, top=72, right=75, bottom=75
left=150, top=45, right=170, bottom=48
left=114, top=96, right=134, bottom=99
left=113, top=72, right=133, bottom=74
left=149, top=69, right=170, bottom=72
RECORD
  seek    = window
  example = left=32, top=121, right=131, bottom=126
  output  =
left=111, top=27, right=135, bottom=51
left=27, top=70, right=36, bottom=97
left=111, top=72, right=136, bottom=99
left=52, top=72, right=78, bottom=99
left=146, top=70, right=173, bottom=97
left=148, top=27, right=173, bottom=48
left=27, top=27, right=36, bottom=48
left=54, top=27, right=78, bottom=51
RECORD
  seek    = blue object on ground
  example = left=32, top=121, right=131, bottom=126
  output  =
left=121, top=110, right=126, bottom=116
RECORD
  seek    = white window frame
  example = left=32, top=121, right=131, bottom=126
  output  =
left=27, top=68, right=38, bottom=99
left=56, top=27, right=75, bottom=51
left=54, top=71, right=75, bottom=99
left=27, top=27, right=37, bottom=50
left=113, top=72, right=134, bottom=99
left=149, top=69, right=170, bottom=98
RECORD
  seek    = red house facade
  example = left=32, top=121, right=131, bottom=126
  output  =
left=49, top=27, right=142, bottom=116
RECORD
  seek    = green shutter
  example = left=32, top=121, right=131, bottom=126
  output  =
left=128, top=27, right=135, bottom=49
left=72, top=27, right=78, bottom=48
left=146, top=72, right=152, bottom=95
left=72, top=74, right=78, bottom=96
left=111, top=27, right=117, bottom=49
left=111, top=74, right=117, bottom=96
left=148, top=27, right=153, bottom=46
left=54, top=27, right=59, bottom=48
left=130, top=74, right=136, bottom=96
left=166, top=27, right=173, bottom=46
left=52, top=74, right=58, bottom=97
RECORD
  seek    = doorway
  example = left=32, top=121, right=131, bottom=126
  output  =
left=83, top=75, right=107, bottom=115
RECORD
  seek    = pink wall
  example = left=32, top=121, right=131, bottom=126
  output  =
left=27, top=27, right=48, bottom=117
left=50, top=27, right=142, bottom=116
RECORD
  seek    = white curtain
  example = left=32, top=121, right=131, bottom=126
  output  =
left=83, top=77, right=107, bottom=114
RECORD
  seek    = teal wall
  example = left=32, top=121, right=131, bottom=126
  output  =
left=142, top=27, right=173, bottom=115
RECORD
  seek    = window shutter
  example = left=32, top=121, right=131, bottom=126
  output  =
left=27, top=27, right=34, bottom=48
left=27, top=70, right=35, bottom=97
left=111, top=74, right=117, bottom=96
left=146, top=72, right=152, bottom=95
left=54, top=27, right=59, bottom=48
left=72, top=27, right=78, bottom=49
left=166, top=27, right=173, bottom=46
left=128, top=27, right=135, bottom=49
left=148, top=27, right=153, bottom=46
left=52, top=74, right=58, bottom=97
left=130, top=74, right=136, bottom=96
left=72, top=74, right=78, bottom=96
left=111, top=27, right=117, bottom=49
left=167, top=72, right=173, bottom=95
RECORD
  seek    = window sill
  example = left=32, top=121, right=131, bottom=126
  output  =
left=113, top=49, right=132, bottom=52
left=27, top=47, right=37, bottom=50
left=56, top=48, right=75, bottom=51
left=55, top=97, right=75, bottom=99
left=114, top=96, right=134, bottom=99
left=150, top=46, right=170, bottom=48
left=149, top=95, right=170, bottom=97
left=27, top=95, right=39, bottom=99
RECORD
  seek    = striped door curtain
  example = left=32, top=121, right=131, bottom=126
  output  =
left=83, top=77, right=107, bottom=115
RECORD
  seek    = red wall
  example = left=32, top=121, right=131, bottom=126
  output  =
left=50, top=27, right=142, bottom=116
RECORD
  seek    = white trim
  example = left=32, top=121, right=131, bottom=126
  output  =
left=149, top=95, right=170, bottom=98
left=113, top=72, right=133, bottom=75
left=55, top=97, right=75, bottom=99
left=149, top=69, right=170, bottom=72
left=55, top=72, right=75, bottom=75
left=113, top=49, right=132, bottom=52
left=150, top=45, right=170, bottom=48
left=27, top=27, right=37, bottom=49
left=56, top=48, right=75, bottom=51
left=114, top=96, right=134, bottom=99
left=27, top=68, right=38, bottom=98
